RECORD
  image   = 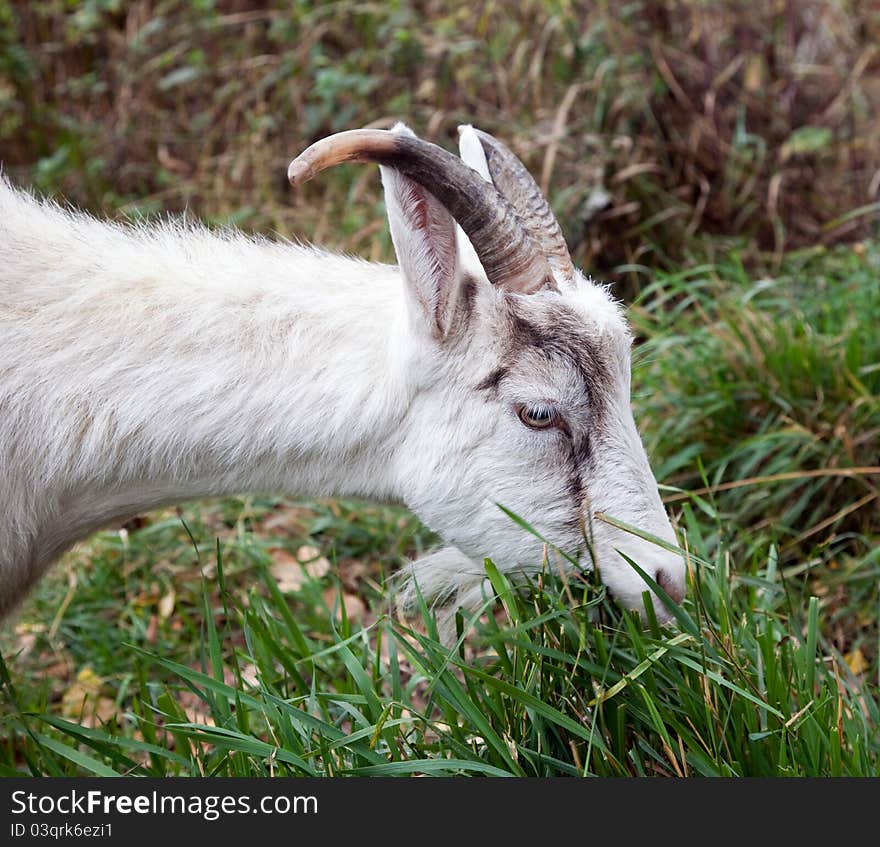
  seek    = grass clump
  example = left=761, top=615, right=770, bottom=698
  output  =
left=2, top=522, right=876, bottom=777
left=631, top=244, right=879, bottom=665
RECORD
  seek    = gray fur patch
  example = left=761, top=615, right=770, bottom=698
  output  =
left=484, top=294, right=621, bottom=528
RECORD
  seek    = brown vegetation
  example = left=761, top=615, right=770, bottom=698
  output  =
left=2, top=1, right=877, bottom=284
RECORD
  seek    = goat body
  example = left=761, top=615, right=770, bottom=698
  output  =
left=0, top=124, right=686, bottom=622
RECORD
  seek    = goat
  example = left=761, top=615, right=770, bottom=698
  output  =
left=0, top=123, right=686, bottom=625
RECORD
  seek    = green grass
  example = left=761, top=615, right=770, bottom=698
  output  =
left=2, top=246, right=877, bottom=777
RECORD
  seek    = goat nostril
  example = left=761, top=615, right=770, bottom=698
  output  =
left=656, top=569, right=685, bottom=605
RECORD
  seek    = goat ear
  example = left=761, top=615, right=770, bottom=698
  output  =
left=381, top=125, right=464, bottom=338
left=457, top=124, right=492, bottom=181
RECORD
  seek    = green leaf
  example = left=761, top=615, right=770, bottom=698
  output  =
left=32, top=733, right=120, bottom=777
left=781, top=126, right=833, bottom=159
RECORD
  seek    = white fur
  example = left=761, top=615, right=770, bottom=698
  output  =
left=0, top=124, right=686, bottom=624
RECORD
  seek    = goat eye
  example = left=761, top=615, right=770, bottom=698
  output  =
left=517, top=403, right=559, bottom=430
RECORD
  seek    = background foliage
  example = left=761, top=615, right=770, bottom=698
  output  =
left=3, top=0, right=879, bottom=279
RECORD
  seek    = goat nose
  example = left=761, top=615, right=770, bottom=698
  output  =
left=656, top=568, right=685, bottom=605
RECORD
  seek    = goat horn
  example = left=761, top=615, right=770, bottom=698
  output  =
left=288, top=128, right=556, bottom=294
left=465, top=127, right=575, bottom=286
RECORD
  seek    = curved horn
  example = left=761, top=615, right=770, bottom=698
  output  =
left=465, top=127, right=575, bottom=285
left=288, top=128, right=555, bottom=294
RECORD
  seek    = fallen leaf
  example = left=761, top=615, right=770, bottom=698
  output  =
left=158, top=589, right=176, bottom=619
left=61, top=666, right=116, bottom=727
left=296, top=545, right=331, bottom=579
left=269, top=549, right=304, bottom=593
left=269, top=545, right=331, bottom=593
left=845, top=648, right=868, bottom=675
left=15, top=632, right=37, bottom=657
left=63, top=666, right=103, bottom=702
left=146, top=614, right=158, bottom=644
left=182, top=705, right=216, bottom=728
left=239, top=663, right=259, bottom=687
left=262, top=505, right=315, bottom=533
left=13, top=622, right=45, bottom=659
left=338, top=558, right=368, bottom=591
left=322, top=588, right=366, bottom=622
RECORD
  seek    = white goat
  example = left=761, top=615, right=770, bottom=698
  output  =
left=0, top=123, right=686, bottom=624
